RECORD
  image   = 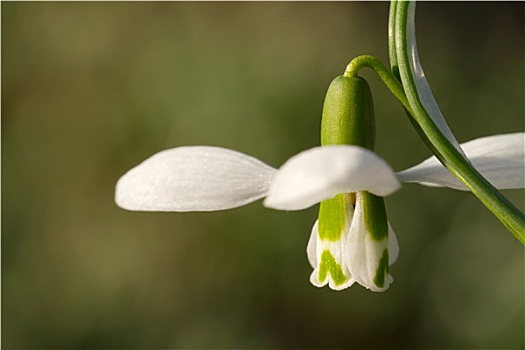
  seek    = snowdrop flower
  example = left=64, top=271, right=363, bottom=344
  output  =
left=115, top=0, right=524, bottom=292
left=115, top=132, right=524, bottom=291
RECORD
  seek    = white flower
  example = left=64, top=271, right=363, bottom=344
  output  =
left=115, top=133, right=524, bottom=291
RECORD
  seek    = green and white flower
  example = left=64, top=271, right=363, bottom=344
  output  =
left=115, top=132, right=524, bottom=291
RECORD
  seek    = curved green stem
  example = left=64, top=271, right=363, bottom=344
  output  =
left=389, top=0, right=524, bottom=243
left=347, top=52, right=525, bottom=243
left=343, top=25, right=525, bottom=243
left=345, top=55, right=411, bottom=111
left=344, top=17, right=525, bottom=243
left=344, top=55, right=439, bottom=154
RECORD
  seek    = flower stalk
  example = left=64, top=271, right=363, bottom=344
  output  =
left=344, top=1, right=525, bottom=243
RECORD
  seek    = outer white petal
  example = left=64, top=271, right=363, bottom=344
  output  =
left=345, top=193, right=395, bottom=292
left=115, top=146, right=276, bottom=211
left=397, top=133, right=525, bottom=190
left=406, top=2, right=464, bottom=154
left=263, top=146, right=401, bottom=211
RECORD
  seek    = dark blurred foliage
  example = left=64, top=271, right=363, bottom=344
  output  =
left=2, top=2, right=523, bottom=349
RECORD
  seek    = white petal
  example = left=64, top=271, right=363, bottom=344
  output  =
left=115, top=146, right=276, bottom=211
left=263, top=146, right=401, bottom=211
left=307, top=220, right=355, bottom=291
left=405, top=2, right=464, bottom=154
left=345, top=192, right=395, bottom=292
left=397, top=133, right=525, bottom=190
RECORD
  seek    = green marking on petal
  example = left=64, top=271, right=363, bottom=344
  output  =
left=318, top=250, right=348, bottom=286
left=318, top=194, right=352, bottom=241
left=362, top=191, right=389, bottom=241
left=373, top=249, right=390, bottom=288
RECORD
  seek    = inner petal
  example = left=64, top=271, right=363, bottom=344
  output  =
left=308, top=194, right=356, bottom=291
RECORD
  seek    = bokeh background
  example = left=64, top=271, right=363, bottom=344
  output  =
left=3, top=2, right=524, bottom=349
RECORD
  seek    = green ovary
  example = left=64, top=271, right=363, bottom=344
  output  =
left=373, top=249, right=389, bottom=288
left=318, top=250, right=348, bottom=286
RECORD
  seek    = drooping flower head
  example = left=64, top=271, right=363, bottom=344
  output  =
left=304, top=73, right=399, bottom=291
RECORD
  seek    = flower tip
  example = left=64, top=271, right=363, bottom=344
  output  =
left=114, top=170, right=162, bottom=212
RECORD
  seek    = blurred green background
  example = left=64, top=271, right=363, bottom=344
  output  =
left=3, top=2, right=524, bottom=349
